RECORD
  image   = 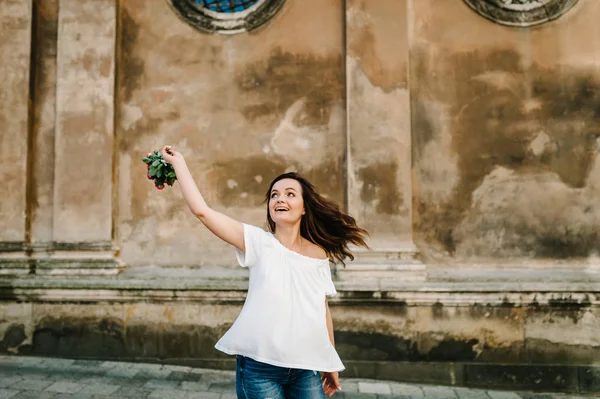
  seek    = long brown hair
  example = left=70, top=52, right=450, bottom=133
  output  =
left=265, top=172, right=369, bottom=266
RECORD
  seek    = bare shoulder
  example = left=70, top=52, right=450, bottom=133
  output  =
left=303, top=239, right=327, bottom=259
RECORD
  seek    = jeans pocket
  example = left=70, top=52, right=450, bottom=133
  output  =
left=244, top=357, right=288, bottom=382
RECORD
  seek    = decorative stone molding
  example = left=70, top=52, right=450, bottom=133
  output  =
left=335, top=247, right=426, bottom=281
left=0, top=242, right=122, bottom=276
left=1, top=274, right=599, bottom=305
left=30, top=241, right=122, bottom=276
left=463, top=0, right=579, bottom=27
left=167, top=0, right=286, bottom=34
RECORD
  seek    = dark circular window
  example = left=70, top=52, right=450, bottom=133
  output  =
left=168, top=0, right=286, bottom=34
left=463, top=0, right=579, bottom=27
left=193, top=0, right=261, bottom=13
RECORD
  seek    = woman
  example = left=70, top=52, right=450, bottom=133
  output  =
left=160, top=145, right=368, bottom=398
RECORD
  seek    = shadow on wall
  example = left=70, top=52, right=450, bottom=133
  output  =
left=413, top=49, right=600, bottom=259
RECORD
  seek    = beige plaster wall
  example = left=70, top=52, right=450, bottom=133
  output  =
left=53, top=0, right=116, bottom=243
left=30, top=0, right=58, bottom=245
left=411, top=0, right=600, bottom=263
left=117, top=0, right=346, bottom=267
left=346, top=0, right=413, bottom=249
left=1, top=0, right=600, bottom=270
left=0, top=0, right=32, bottom=244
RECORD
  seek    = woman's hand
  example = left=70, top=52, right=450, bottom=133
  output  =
left=321, top=371, right=341, bottom=397
left=161, top=145, right=182, bottom=165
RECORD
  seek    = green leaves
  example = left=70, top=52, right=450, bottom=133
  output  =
left=142, top=150, right=177, bottom=190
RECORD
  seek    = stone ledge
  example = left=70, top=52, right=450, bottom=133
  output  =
left=0, top=242, right=122, bottom=276
left=0, top=242, right=27, bottom=252
left=427, top=264, right=600, bottom=283
left=0, top=259, right=30, bottom=276
left=1, top=274, right=598, bottom=305
left=335, top=262, right=426, bottom=281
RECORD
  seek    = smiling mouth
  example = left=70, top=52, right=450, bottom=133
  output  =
left=274, top=207, right=289, bottom=212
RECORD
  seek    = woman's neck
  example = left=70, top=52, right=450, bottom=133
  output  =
left=274, top=223, right=303, bottom=251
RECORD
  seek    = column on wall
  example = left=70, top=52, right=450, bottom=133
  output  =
left=343, top=0, right=424, bottom=280
left=44, top=0, right=120, bottom=275
left=0, top=0, right=33, bottom=276
left=28, top=0, right=58, bottom=256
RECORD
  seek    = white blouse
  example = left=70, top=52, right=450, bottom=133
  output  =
left=214, top=223, right=344, bottom=372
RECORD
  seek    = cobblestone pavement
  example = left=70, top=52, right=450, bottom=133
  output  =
left=0, top=355, right=593, bottom=399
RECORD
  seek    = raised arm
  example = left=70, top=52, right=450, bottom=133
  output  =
left=160, top=145, right=245, bottom=253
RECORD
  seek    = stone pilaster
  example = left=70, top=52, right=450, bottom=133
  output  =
left=45, top=0, right=120, bottom=275
left=30, top=0, right=58, bottom=250
left=341, top=0, right=424, bottom=280
left=0, top=0, right=33, bottom=275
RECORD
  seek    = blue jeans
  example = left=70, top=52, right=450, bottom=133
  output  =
left=236, top=355, right=325, bottom=399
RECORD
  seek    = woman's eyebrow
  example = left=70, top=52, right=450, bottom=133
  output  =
left=271, top=187, right=297, bottom=194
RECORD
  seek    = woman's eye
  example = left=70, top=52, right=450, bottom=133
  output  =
left=270, top=193, right=278, bottom=198
left=287, top=193, right=295, bottom=197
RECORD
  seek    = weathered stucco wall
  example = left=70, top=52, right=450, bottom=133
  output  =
left=117, top=0, right=345, bottom=266
left=53, top=0, right=116, bottom=243
left=411, top=0, right=600, bottom=263
left=3, top=0, right=599, bottom=268
left=30, top=0, right=58, bottom=245
left=346, top=0, right=413, bottom=250
left=0, top=0, right=32, bottom=245
left=1, top=294, right=598, bottom=391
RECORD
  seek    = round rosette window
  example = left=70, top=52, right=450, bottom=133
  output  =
left=463, top=0, right=579, bottom=27
left=168, top=0, right=286, bottom=34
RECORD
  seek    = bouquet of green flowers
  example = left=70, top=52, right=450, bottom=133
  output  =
left=142, top=150, right=177, bottom=190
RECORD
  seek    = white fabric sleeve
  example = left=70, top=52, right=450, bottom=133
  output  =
left=322, top=263, right=337, bottom=297
left=235, top=224, right=263, bottom=268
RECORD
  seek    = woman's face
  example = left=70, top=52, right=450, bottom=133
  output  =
left=269, top=178, right=305, bottom=226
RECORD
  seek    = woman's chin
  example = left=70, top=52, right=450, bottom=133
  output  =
left=272, top=214, right=301, bottom=225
